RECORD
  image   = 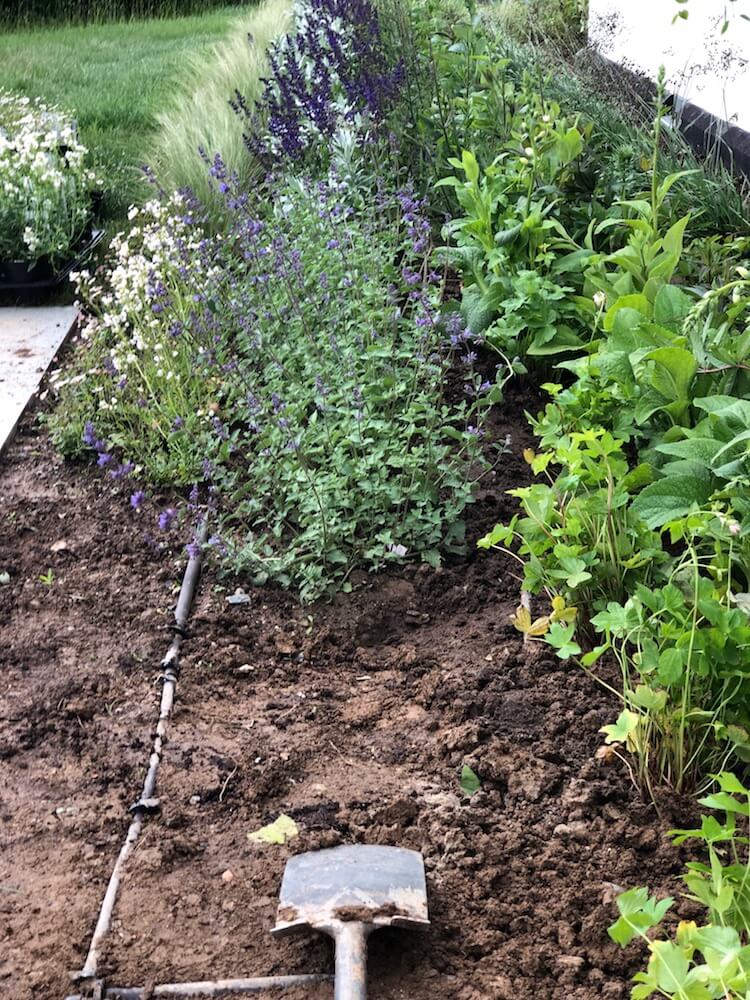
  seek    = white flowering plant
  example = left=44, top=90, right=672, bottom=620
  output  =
left=0, top=91, right=100, bottom=265
left=51, top=192, right=227, bottom=484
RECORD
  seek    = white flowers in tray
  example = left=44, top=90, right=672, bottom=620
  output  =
left=0, top=91, right=100, bottom=266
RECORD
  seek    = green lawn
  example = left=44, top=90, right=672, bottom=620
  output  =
left=0, top=7, right=243, bottom=223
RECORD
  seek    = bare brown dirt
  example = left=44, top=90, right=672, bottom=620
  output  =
left=0, top=388, right=695, bottom=1000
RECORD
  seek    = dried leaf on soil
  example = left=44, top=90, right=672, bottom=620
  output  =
left=248, top=814, right=299, bottom=845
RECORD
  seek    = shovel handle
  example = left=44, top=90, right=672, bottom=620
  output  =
left=333, top=923, right=371, bottom=1000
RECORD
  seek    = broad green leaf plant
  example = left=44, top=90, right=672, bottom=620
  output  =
left=612, top=772, right=750, bottom=999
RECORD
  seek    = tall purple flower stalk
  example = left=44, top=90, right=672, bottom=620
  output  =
left=233, top=0, right=403, bottom=164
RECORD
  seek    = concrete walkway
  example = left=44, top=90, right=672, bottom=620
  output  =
left=0, top=306, right=78, bottom=456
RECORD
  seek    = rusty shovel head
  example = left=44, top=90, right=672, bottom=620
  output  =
left=273, top=844, right=430, bottom=936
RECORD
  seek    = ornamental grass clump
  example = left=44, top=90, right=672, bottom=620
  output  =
left=151, top=0, right=292, bottom=219
left=0, top=91, right=99, bottom=264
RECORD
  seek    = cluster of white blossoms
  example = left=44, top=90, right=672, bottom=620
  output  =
left=0, top=91, right=100, bottom=263
left=69, top=193, right=220, bottom=404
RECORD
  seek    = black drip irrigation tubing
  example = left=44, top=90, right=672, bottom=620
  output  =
left=66, top=524, right=331, bottom=999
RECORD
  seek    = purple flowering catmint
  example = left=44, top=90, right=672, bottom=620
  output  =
left=212, top=416, right=229, bottom=441
left=130, top=490, right=146, bottom=510
left=82, top=421, right=107, bottom=452
left=158, top=507, right=177, bottom=531
left=146, top=270, right=172, bottom=314
left=97, top=452, right=112, bottom=467
left=185, top=538, right=202, bottom=560
left=208, top=533, right=229, bottom=556
left=110, top=461, right=135, bottom=480
left=171, top=416, right=184, bottom=431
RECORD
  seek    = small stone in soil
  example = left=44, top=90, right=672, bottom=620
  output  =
left=227, top=589, right=251, bottom=605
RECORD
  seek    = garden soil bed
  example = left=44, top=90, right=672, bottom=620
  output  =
left=1, top=388, right=696, bottom=1000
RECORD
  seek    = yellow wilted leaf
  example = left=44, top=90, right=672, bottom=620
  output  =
left=676, top=920, right=698, bottom=947
left=527, top=615, right=551, bottom=637
left=550, top=595, right=578, bottom=624
left=248, top=814, right=299, bottom=846
left=523, top=448, right=536, bottom=465
left=511, top=605, right=531, bottom=632
left=511, top=605, right=550, bottom=636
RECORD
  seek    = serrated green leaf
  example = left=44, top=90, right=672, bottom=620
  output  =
left=712, top=771, right=750, bottom=795
left=649, top=939, right=690, bottom=992
left=601, top=709, right=639, bottom=745
left=545, top=621, right=581, bottom=659
left=630, top=684, right=668, bottom=711
left=608, top=888, right=673, bottom=946
left=655, top=438, right=723, bottom=468
left=631, top=473, right=713, bottom=529
left=653, top=284, right=694, bottom=328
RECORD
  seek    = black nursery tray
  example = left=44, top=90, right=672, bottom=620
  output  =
left=0, top=228, right=104, bottom=299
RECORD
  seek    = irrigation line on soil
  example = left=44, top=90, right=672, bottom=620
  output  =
left=71, top=522, right=208, bottom=989
left=65, top=974, right=333, bottom=998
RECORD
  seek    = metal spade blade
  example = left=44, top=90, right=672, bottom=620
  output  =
left=273, top=845, right=429, bottom=1000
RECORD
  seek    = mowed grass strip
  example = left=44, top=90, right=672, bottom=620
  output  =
left=0, top=7, right=243, bottom=222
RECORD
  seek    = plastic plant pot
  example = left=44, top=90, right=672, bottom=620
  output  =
left=0, top=256, right=55, bottom=285
left=0, top=228, right=104, bottom=300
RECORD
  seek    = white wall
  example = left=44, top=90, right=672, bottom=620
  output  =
left=588, top=0, right=750, bottom=132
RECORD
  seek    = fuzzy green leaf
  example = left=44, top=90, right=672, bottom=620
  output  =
left=631, top=473, right=713, bottom=529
